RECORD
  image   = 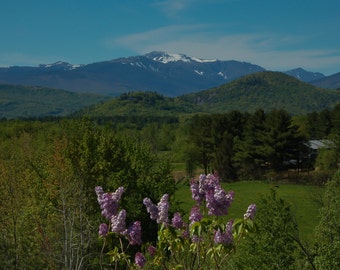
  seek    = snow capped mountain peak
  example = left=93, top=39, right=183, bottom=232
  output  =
left=39, top=61, right=83, bottom=70
left=145, top=51, right=216, bottom=64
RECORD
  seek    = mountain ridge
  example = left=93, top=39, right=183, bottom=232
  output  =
left=1, top=51, right=338, bottom=96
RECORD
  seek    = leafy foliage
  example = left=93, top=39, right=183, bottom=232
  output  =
left=230, top=189, right=303, bottom=270
left=314, top=170, right=340, bottom=270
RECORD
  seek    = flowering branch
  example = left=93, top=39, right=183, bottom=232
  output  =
left=95, top=173, right=256, bottom=269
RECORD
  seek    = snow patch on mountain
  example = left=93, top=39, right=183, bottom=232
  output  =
left=152, top=52, right=191, bottom=63
left=191, top=57, right=217, bottom=63
left=39, top=61, right=83, bottom=70
left=130, top=62, right=147, bottom=69
left=145, top=51, right=217, bottom=64
left=218, top=71, right=228, bottom=80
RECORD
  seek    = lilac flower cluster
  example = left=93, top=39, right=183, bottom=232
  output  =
left=244, top=204, right=257, bottom=220
left=95, top=186, right=125, bottom=220
left=111, top=209, right=127, bottom=233
left=147, top=245, right=157, bottom=257
left=143, top=194, right=169, bottom=225
left=135, top=252, right=146, bottom=268
left=95, top=186, right=142, bottom=246
left=126, top=221, right=142, bottom=245
left=98, top=223, right=108, bottom=236
left=189, top=205, right=203, bottom=225
left=171, top=212, right=186, bottom=229
left=214, top=220, right=234, bottom=245
left=190, top=174, right=235, bottom=216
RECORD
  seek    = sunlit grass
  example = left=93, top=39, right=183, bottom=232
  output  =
left=174, top=180, right=323, bottom=241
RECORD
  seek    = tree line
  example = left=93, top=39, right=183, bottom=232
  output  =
left=178, top=105, right=339, bottom=181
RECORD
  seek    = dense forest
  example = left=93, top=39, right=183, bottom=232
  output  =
left=0, top=97, right=339, bottom=269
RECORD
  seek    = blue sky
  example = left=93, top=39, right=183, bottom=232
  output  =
left=1, top=0, right=339, bottom=75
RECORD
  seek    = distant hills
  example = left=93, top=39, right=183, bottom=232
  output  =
left=309, top=72, right=340, bottom=90
left=77, top=72, right=340, bottom=118
left=0, top=84, right=108, bottom=119
left=284, top=67, right=325, bottom=82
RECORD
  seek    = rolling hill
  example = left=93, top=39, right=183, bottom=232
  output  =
left=0, top=84, right=108, bottom=119
left=1, top=71, right=340, bottom=119
left=77, top=72, right=340, bottom=118
left=178, top=71, right=340, bottom=115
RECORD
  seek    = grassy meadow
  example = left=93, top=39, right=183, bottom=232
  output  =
left=174, top=180, right=323, bottom=241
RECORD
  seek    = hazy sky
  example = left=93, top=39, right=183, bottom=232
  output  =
left=1, top=0, right=339, bottom=75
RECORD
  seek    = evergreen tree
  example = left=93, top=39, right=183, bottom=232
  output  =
left=187, top=114, right=214, bottom=174
left=260, top=109, right=305, bottom=171
left=211, top=111, right=245, bottom=181
left=233, top=109, right=267, bottom=179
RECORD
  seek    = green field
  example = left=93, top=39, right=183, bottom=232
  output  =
left=174, top=180, right=323, bottom=241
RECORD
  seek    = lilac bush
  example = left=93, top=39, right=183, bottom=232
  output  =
left=96, top=174, right=256, bottom=269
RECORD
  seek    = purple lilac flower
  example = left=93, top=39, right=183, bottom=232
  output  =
left=135, top=252, right=146, bottom=268
left=112, top=187, right=125, bottom=202
left=95, top=186, right=125, bottom=220
left=189, top=205, right=202, bottom=226
left=111, top=209, right=126, bottom=233
left=143, top=198, right=159, bottom=221
left=214, top=220, right=234, bottom=245
left=191, top=234, right=202, bottom=243
left=182, top=230, right=189, bottom=239
left=95, top=186, right=104, bottom=200
left=190, top=179, right=204, bottom=204
left=98, top=223, right=108, bottom=236
left=225, top=220, right=234, bottom=244
left=214, top=229, right=225, bottom=244
left=171, top=212, right=185, bottom=229
left=126, top=221, right=142, bottom=245
left=147, top=245, right=157, bottom=257
left=157, top=194, right=169, bottom=224
left=208, top=187, right=235, bottom=216
left=190, top=174, right=235, bottom=217
left=244, top=204, right=257, bottom=220
left=143, top=194, right=169, bottom=225
left=199, top=174, right=234, bottom=216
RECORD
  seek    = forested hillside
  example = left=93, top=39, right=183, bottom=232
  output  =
left=0, top=84, right=108, bottom=119
left=180, top=71, right=340, bottom=114
left=76, top=72, right=340, bottom=119
left=2, top=71, right=340, bottom=119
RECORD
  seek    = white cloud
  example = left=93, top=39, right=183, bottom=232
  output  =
left=107, top=24, right=340, bottom=75
left=0, top=52, right=70, bottom=67
left=151, top=0, right=196, bottom=16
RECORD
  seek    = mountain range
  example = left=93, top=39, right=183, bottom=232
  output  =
left=1, top=51, right=340, bottom=119
left=0, top=51, right=339, bottom=97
